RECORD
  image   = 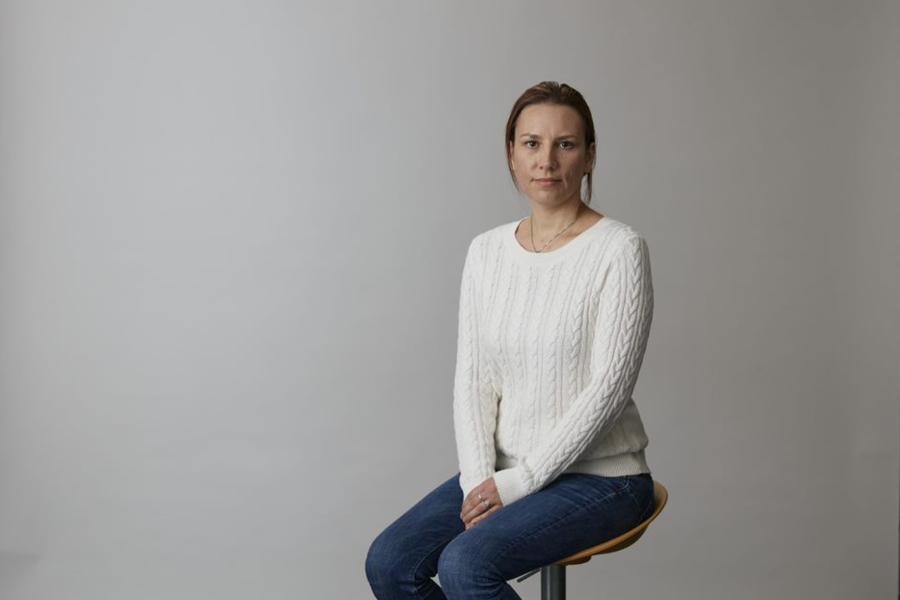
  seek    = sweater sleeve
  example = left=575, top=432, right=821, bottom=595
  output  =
left=492, top=234, right=654, bottom=507
left=452, top=236, right=499, bottom=501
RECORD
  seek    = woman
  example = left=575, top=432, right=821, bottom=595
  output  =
left=365, top=81, right=656, bottom=600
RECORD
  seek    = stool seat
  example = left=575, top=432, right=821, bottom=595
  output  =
left=558, top=479, right=668, bottom=565
left=516, top=479, right=668, bottom=599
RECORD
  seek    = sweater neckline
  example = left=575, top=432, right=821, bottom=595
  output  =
left=505, top=214, right=614, bottom=263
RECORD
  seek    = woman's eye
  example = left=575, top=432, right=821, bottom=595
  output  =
left=524, top=140, right=575, bottom=149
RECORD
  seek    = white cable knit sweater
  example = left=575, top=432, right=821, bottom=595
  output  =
left=453, top=214, right=654, bottom=508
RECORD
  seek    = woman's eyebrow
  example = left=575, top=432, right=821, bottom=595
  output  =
left=518, top=133, right=578, bottom=140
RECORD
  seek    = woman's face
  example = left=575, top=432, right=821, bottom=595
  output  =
left=508, top=103, right=595, bottom=207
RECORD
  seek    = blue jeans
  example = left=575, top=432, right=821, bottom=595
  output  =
left=365, top=471, right=654, bottom=599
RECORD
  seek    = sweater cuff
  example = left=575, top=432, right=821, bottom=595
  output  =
left=460, top=478, right=478, bottom=501
left=493, top=466, right=530, bottom=507
left=460, top=471, right=496, bottom=502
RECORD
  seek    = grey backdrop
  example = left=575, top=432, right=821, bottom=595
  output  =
left=1, top=1, right=897, bottom=599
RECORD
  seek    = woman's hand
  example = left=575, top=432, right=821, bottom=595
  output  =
left=460, top=477, right=504, bottom=529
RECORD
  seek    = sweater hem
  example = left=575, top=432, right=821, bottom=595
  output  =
left=495, top=449, right=650, bottom=479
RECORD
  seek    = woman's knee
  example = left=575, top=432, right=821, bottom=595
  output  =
left=436, top=536, right=499, bottom=592
left=365, top=526, right=419, bottom=588
left=366, top=529, right=397, bottom=583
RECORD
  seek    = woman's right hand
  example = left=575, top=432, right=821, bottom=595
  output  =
left=460, top=477, right=504, bottom=529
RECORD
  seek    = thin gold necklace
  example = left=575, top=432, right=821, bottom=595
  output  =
left=529, top=208, right=582, bottom=253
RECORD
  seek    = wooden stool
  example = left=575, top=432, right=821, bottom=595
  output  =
left=516, top=480, right=668, bottom=600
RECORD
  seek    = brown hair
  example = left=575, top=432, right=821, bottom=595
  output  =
left=505, top=81, right=597, bottom=205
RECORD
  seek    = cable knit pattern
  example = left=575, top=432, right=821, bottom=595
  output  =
left=453, top=215, right=654, bottom=507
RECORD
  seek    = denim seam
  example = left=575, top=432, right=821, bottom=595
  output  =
left=639, top=491, right=655, bottom=520
left=409, top=535, right=453, bottom=595
left=627, top=480, right=654, bottom=521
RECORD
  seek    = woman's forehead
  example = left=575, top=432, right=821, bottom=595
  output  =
left=516, top=104, right=583, bottom=134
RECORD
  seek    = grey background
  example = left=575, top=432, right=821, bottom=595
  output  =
left=1, top=1, right=897, bottom=599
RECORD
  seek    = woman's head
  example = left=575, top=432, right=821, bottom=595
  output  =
left=505, top=81, right=597, bottom=206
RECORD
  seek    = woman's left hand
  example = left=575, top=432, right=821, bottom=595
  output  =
left=460, top=477, right=504, bottom=529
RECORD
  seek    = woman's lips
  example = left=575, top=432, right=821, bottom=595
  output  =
left=535, top=179, right=560, bottom=186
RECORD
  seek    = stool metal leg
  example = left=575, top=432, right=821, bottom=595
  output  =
left=540, top=564, right=566, bottom=600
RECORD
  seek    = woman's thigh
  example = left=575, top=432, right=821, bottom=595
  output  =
left=365, top=472, right=465, bottom=590
left=438, top=472, right=654, bottom=582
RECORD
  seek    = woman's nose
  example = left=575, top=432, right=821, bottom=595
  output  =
left=539, top=150, right=558, bottom=169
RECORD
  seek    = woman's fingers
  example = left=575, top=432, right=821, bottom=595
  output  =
left=460, top=487, right=485, bottom=520
left=461, top=495, right=494, bottom=524
left=461, top=494, right=503, bottom=527
left=459, top=477, right=504, bottom=528
left=466, top=503, right=502, bottom=528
